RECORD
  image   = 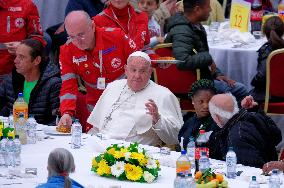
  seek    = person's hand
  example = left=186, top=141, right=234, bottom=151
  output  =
left=262, top=161, right=284, bottom=174
left=58, top=113, right=72, bottom=127
left=241, top=95, right=258, bottom=109
left=209, top=62, right=217, bottom=74
left=5, top=41, right=20, bottom=55
left=216, top=76, right=236, bottom=87
left=156, top=36, right=165, bottom=44
left=158, top=63, right=171, bottom=69
left=55, top=23, right=65, bottom=35
left=145, top=99, right=160, bottom=125
left=162, top=0, right=178, bottom=15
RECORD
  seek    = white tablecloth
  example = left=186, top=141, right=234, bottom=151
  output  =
left=209, top=39, right=266, bottom=90
left=0, top=131, right=280, bottom=188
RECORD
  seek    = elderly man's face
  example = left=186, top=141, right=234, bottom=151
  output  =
left=125, top=57, right=152, bottom=92
left=65, top=20, right=95, bottom=50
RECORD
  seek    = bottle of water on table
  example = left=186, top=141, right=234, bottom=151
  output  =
left=269, top=169, right=281, bottom=188
left=0, top=136, right=7, bottom=166
left=199, top=151, right=210, bottom=173
left=226, top=147, right=237, bottom=179
left=186, top=137, right=195, bottom=175
left=6, top=136, right=15, bottom=167
left=249, top=176, right=260, bottom=188
left=71, top=119, right=82, bottom=149
left=14, top=135, right=21, bottom=166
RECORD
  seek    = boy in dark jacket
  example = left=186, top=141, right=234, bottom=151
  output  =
left=208, top=94, right=282, bottom=168
left=165, top=0, right=248, bottom=102
left=0, top=39, right=61, bottom=126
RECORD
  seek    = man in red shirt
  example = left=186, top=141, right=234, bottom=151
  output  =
left=0, top=0, right=42, bottom=82
left=93, top=0, right=150, bottom=50
left=58, top=10, right=137, bottom=127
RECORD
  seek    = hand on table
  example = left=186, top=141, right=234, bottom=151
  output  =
left=262, top=161, right=284, bottom=174
left=216, top=76, right=236, bottom=87
left=145, top=99, right=160, bottom=125
left=58, top=113, right=72, bottom=127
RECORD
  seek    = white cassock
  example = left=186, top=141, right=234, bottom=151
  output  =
left=87, top=79, right=183, bottom=146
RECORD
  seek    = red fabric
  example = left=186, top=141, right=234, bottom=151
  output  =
left=266, top=51, right=284, bottom=113
left=75, top=92, right=91, bottom=133
left=0, top=0, right=42, bottom=75
left=59, top=27, right=136, bottom=116
left=93, top=4, right=150, bottom=50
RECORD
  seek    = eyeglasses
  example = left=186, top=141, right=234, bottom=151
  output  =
left=67, top=32, right=86, bottom=41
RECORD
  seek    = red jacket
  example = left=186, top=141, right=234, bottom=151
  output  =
left=93, top=4, right=150, bottom=50
left=0, top=0, right=42, bottom=75
left=59, top=27, right=136, bottom=116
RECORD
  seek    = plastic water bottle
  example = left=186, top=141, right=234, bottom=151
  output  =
left=226, top=147, right=237, bottom=179
left=15, top=113, right=27, bottom=145
left=199, top=151, right=210, bottom=173
left=176, top=150, right=191, bottom=176
left=269, top=169, right=281, bottom=188
left=6, top=136, right=15, bottom=167
left=195, top=130, right=209, bottom=172
left=14, top=135, right=21, bottom=166
left=71, top=119, right=82, bottom=149
left=185, top=173, right=196, bottom=188
left=0, top=136, right=8, bottom=166
left=8, top=112, right=14, bottom=128
left=27, top=116, right=37, bottom=144
left=187, top=137, right=195, bottom=175
left=0, top=137, right=6, bottom=166
left=174, top=173, right=182, bottom=188
left=249, top=176, right=260, bottom=188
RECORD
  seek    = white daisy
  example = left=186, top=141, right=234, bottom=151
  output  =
left=124, top=152, right=131, bottom=161
left=111, top=161, right=125, bottom=177
left=143, top=171, right=155, bottom=183
left=146, top=159, right=157, bottom=169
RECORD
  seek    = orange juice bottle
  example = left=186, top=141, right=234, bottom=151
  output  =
left=278, top=0, right=284, bottom=21
left=13, top=93, right=28, bottom=129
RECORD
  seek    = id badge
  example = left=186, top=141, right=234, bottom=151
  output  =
left=97, top=77, right=106, bottom=90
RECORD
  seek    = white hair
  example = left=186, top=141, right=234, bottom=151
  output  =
left=209, top=93, right=239, bottom=125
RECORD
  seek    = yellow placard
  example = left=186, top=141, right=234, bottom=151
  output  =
left=229, top=0, right=251, bottom=32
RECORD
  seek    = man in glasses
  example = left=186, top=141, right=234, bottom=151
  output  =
left=58, top=10, right=137, bottom=128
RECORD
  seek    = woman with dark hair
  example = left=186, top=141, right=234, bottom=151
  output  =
left=0, top=38, right=61, bottom=126
left=36, top=148, right=83, bottom=188
left=178, top=79, right=221, bottom=149
left=250, top=16, right=284, bottom=102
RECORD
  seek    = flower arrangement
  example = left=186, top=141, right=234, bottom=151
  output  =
left=91, top=143, right=161, bottom=183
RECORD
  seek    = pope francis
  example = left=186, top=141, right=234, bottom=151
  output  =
left=87, top=51, right=183, bottom=146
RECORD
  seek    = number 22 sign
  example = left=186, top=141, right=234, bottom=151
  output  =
left=229, top=0, right=251, bottom=32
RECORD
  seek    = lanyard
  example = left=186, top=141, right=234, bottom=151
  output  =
left=110, top=7, right=131, bottom=34
left=94, top=50, right=103, bottom=77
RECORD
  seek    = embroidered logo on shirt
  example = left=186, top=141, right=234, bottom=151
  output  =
left=129, top=39, right=136, bottom=49
left=8, top=7, right=22, bottom=12
left=72, top=55, right=87, bottom=65
left=15, top=18, right=25, bottom=28
left=111, top=58, right=122, bottom=68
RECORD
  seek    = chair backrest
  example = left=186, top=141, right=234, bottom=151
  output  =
left=264, top=48, right=284, bottom=112
left=153, top=43, right=199, bottom=95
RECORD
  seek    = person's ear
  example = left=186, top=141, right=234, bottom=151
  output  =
left=33, top=56, right=41, bottom=66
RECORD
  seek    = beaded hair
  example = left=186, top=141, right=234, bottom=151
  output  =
left=188, top=79, right=217, bottom=98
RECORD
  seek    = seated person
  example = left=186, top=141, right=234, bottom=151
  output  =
left=36, top=148, right=83, bottom=188
left=93, top=0, right=150, bottom=49
left=263, top=160, right=284, bottom=174
left=250, top=16, right=284, bottom=102
left=178, top=79, right=220, bottom=149
left=208, top=93, right=282, bottom=168
left=165, top=0, right=248, bottom=103
left=87, top=51, right=183, bottom=146
left=0, top=38, right=61, bottom=126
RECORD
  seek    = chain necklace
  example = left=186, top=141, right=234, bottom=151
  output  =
left=102, top=82, right=150, bottom=129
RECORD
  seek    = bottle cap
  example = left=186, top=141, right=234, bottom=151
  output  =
left=201, top=151, right=207, bottom=156
left=272, top=169, right=278, bottom=174
left=188, top=173, right=192, bottom=177
left=252, top=176, right=256, bottom=181
left=15, top=135, right=19, bottom=139
left=181, top=150, right=187, bottom=155
left=228, top=147, right=233, bottom=151
left=200, top=130, right=205, bottom=134
left=8, top=136, right=13, bottom=140
left=18, top=93, right=23, bottom=97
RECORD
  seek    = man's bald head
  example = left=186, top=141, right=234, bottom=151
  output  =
left=209, top=93, right=239, bottom=127
left=65, top=11, right=92, bottom=28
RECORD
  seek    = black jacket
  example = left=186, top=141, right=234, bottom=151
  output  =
left=178, top=114, right=220, bottom=149
left=0, top=62, right=61, bottom=126
left=209, top=108, right=282, bottom=168
left=164, top=12, right=223, bottom=79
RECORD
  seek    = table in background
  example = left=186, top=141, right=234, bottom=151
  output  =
left=209, top=39, right=266, bottom=90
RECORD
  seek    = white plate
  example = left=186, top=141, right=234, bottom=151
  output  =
left=43, top=126, right=71, bottom=136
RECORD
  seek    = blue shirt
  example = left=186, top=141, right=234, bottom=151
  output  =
left=36, top=176, right=84, bottom=188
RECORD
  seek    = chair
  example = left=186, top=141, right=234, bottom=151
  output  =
left=264, top=48, right=284, bottom=114
left=153, top=43, right=200, bottom=112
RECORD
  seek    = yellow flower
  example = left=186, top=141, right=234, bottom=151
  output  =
left=140, top=158, right=148, bottom=166
left=0, top=129, right=2, bottom=137
left=125, top=164, right=143, bottom=181
left=97, top=159, right=111, bottom=176
left=113, top=151, right=125, bottom=159
left=107, top=148, right=116, bottom=155
left=92, top=158, right=98, bottom=168
left=120, top=148, right=128, bottom=153
left=130, top=152, right=145, bottom=164
left=156, top=159, right=160, bottom=168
